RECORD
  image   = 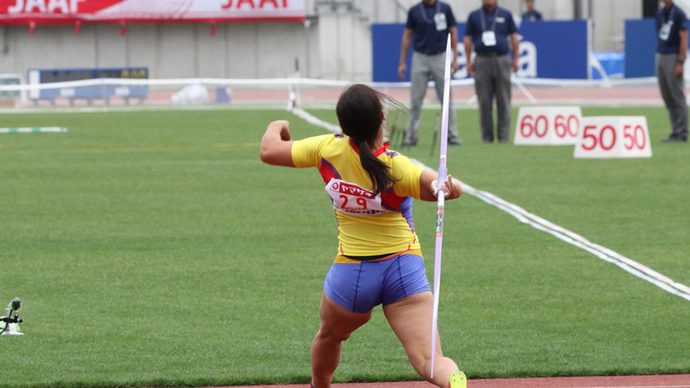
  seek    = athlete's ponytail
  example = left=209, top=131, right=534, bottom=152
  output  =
left=336, top=84, right=396, bottom=197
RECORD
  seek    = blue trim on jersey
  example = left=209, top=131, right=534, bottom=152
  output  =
left=399, top=197, right=415, bottom=232
left=320, top=158, right=341, bottom=180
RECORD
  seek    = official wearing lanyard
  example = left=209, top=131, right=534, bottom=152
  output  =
left=480, top=7, right=498, bottom=48
left=463, top=0, right=519, bottom=144
left=397, top=0, right=463, bottom=147
left=656, top=0, right=689, bottom=143
left=418, top=1, right=447, bottom=32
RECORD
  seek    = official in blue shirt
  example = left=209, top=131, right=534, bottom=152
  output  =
left=398, top=0, right=462, bottom=147
left=521, top=0, right=543, bottom=22
left=464, top=0, right=519, bottom=143
left=656, top=0, right=688, bottom=143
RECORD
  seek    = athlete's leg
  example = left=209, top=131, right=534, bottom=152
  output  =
left=311, top=292, right=372, bottom=388
left=383, top=291, right=460, bottom=388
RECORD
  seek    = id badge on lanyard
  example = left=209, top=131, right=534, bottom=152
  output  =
left=660, top=22, right=673, bottom=41
left=480, top=9, right=498, bottom=47
left=659, top=8, right=675, bottom=41
left=482, top=31, right=497, bottom=46
left=434, top=13, right=447, bottom=31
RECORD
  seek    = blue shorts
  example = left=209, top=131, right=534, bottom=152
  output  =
left=324, top=253, right=431, bottom=314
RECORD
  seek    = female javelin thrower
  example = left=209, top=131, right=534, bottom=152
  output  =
left=260, top=84, right=466, bottom=388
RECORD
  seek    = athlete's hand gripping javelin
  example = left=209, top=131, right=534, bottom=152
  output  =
left=431, top=175, right=462, bottom=199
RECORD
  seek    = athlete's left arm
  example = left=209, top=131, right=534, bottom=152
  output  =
left=260, top=120, right=296, bottom=167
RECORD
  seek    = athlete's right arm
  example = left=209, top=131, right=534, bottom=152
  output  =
left=419, top=169, right=463, bottom=202
left=260, top=120, right=296, bottom=167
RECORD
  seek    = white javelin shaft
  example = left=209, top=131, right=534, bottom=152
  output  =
left=430, top=34, right=453, bottom=379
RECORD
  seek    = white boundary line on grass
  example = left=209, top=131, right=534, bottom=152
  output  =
left=290, top=107, right=690, bottom=303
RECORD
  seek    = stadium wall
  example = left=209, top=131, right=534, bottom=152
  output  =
left=0, top=21, right=318, bottom=80
left=0, top=0, right=648, bottom=82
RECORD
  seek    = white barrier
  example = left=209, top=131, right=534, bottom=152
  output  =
left=0, top=127, right=67, bottom=133
left=514, top=106, right=582, bottom=145
left=574, top=116, right=652, bottom=158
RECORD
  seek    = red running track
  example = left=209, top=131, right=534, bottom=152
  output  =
left=226, top=375, right=690, bottom=388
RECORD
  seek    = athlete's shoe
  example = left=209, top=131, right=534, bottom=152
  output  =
left=448, top=370, right=467, bottom=388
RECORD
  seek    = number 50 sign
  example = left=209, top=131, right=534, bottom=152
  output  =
left=574, top=116, right=652, bottom=158
left=514, top=106, right=582, bottom=145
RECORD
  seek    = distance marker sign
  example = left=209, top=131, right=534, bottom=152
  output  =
left=574, top=116, right=652, bottom=158
left=514, top=106, right=582, bottom=145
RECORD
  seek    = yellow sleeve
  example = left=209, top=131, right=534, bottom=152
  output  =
left=390, top=154, right=425, bottom=199
left=291, top=134, right=337, bottom=168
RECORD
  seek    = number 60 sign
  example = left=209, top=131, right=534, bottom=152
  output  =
left=514, top=107, right=582, bottom=145
left=574, top=116, right=652, bottom=158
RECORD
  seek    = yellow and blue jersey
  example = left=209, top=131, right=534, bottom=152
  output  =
left=291, top=134, right=426, bottom=262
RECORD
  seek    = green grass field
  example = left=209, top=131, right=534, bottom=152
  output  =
left=1, top=106, right=689, bottom=388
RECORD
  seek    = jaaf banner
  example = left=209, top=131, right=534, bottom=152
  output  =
left=0, top=0, right=306, bottom=24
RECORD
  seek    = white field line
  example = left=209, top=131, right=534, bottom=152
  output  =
left=290, top=107, right=690, bottom=303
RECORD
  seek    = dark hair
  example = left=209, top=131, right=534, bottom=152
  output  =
left=336, top=84, right=396, bottom=197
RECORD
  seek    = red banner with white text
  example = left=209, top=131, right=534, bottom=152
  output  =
left=0, top=0, right=306, bottom=24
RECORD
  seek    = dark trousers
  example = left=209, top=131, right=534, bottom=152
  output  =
left=474, top=54, right=512, bottom=142
left=656, top=53, right=689, bottom=140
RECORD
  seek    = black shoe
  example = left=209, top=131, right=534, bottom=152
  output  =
left=448, top=139, right=463, bottom=146
left=498, top=139, right=510, bottom=144
left=662, top=137, right=687, bottom=143
left=401, top=140, right=417, bottom=146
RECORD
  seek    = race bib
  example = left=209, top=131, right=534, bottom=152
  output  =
left=434, top=13, right=447, bottom=31
left=482, top=31, right=497, bottom=46
left=659, top=21, right=673, bottom=41
left=325, top=178, right=386, bottom=215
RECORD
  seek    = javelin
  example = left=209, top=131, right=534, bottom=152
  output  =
left=430, top=34, right=453, bottom=379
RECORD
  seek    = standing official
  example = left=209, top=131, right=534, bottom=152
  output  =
left=464, top=0, right=519, bottom=144
left=521, top=0, right=543, bottom=22
left=656, top=0, right=689, bottom=143
left=398, top=0, right=463, bottom=147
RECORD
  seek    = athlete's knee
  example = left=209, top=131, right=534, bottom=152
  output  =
left=315, top=326, right=352, bottom=345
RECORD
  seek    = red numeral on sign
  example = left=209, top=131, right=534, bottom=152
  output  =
left=555, top=115, right=580, bottom=138
left=623, top=125, right=646, bottom=150
left=520, top=115, right=548, bottom=138
left=582, top=125, right=598, bottom=150
left=600, top=125, right=616, bottom=150
left=519, top=115, right=534, bottom=137
left=535, top=115, right=547, bottom=137
left=582, top=124, right=617, bottom=151
left=567, top=115, right=580, bottom=137
left=554, top=115, right=567, bottom=138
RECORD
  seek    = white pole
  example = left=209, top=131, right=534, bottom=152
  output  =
left=430, top=34, right=453, bottom=379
